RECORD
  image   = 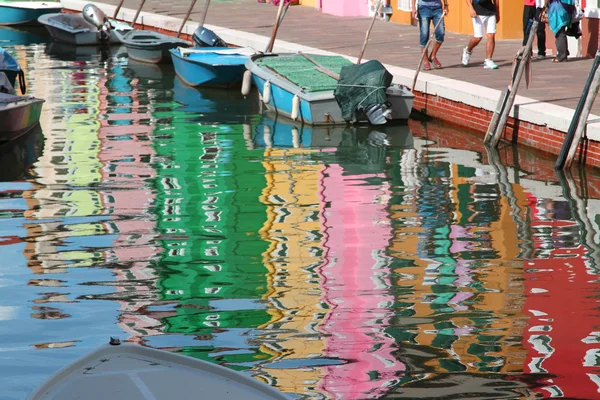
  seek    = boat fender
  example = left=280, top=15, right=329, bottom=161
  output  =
left=263, top=80, right=271, bottom=104
left=241, top=70, right=252, bottom=97
left=292, top=127, right=300, bottom=148
left=291, top=94, right=300, bottom=121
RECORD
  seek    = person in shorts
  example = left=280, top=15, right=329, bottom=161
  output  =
left=461, top=0, right=499, bottom=69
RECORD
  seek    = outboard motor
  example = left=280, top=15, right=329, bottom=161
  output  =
left=192, top=26, right=227, bottom=48
left=363, top=103, right=392, bottom=126
left=82, top=4, right=114, bottom=42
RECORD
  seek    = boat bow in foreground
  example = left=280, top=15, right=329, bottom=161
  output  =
left=26, top=341, right=290, bottom=400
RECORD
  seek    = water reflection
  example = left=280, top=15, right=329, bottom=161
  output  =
left=0, top=26, right=50, bottom=46
left=0, top=125, right=43, bottom=182
left=3, top=36, right=600, bottom=400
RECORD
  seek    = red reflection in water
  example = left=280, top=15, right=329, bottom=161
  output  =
left=522, top=194, right=600, bottom=398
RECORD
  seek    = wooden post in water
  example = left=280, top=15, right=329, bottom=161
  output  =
left=113, top=0, right=125, bottom=19
left=356, top=0, right=383, bottom=64
left=265, top=0, right=287, bottom=53
left=555, top=50, right=600, bottom=170
left=563, top=65, right=600, bottom=168
left=177, top=0, right=200, bottom=38
left=485, top=20, right=538, bottom=147
left=411, top=14, right=445, bottom=92
left=132, top=0, right=147, bottom=27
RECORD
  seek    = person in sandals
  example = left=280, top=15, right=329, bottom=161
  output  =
left=412, top=0, right=449, bottom=70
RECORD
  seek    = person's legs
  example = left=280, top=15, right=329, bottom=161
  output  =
left=486, top=33, right=496, bottom=59
left=463, top=15, right=484, bottom=66
left=555, top=26, right=568, bottom=61
left=482, top=15, right=498, bottom=68
left=535, top=7, right=546, bottom=56
left=467, top=16, right=484, bottom=52
left=523, top=5, right=535, bottom=46
left=430, top=7, right=444, bottom=66
left=418, top=7, right=433, bottom=69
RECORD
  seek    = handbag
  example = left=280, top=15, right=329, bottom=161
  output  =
left=572, top=0, right=584, bottom=22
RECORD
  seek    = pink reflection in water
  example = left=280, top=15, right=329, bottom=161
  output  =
left=318, top=165, right=403, bottom=399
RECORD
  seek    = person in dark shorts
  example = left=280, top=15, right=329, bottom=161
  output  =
left=523, top=0, right=546, bottom=59
left=461, top=0, right=500, bottom=69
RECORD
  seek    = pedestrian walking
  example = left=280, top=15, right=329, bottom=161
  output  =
left=523, top=0, right=546, bottom=59
left=412, top=0, right=449, bottom=70
left=461, top=0, right=500, bottom=69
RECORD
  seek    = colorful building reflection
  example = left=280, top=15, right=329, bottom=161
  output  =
left=522, top=194, right=600, bottom=398
left=151, top=114, right=272, bottom=365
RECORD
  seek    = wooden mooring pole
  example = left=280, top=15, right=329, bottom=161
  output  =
left=484, top=20, right=538, bottom=147
left=555, top=49, right=600, bottom=170
left=562, top=65, right=600, bottom=168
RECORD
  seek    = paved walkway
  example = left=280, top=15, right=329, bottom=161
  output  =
left=97, top=0, right=593, bottom=114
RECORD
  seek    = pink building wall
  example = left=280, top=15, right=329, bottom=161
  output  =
left=321, top=0, right=370, bottom=17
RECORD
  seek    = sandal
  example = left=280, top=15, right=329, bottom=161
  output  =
left=429, top=57, right=443, bottom=69
left=423, top=63, right=432, bottom=71
left=552, top=57, right=567, bottom=63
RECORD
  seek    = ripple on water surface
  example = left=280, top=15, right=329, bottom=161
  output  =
left=1, top=28, right=600, bottom=400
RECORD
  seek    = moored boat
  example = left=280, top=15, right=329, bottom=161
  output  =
left=245, top=53, right=414, bottom=126
left=170, top=46, right=253, bottom=88
left=38, top=6, right=132, bottom=46
left=0, top=91, right=44, bottom=140
left=26, top=340, right=290, bottom=400
left=0, top=0, right=62, bottom=26
left=118, top=30, right=191, bottom=64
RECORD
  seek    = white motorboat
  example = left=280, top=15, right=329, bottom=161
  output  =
left=26, top=339, right=290, bottom=400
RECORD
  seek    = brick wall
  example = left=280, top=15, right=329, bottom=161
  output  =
left=412, top=90, right=600, bottom=170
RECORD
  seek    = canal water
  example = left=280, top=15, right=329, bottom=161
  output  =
left=2, top=26, right=600, bottom=400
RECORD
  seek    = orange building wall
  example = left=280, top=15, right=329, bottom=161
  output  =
left=384, top=0, right=523, bottom=39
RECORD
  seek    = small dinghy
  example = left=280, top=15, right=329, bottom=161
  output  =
left=26, top=340, right=289, bottom=400
left=0, top=91, right=45, bottom=140
left=118, top=30, right=191, bottom=64
left=245, top=53, right=414, bottom=125
left=0, top=0, right=62, bottom=26
left=171, top=46, right=254, bottom=88
left=38, top=4, right=132, bottom=45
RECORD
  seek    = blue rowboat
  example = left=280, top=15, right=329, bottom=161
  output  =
left=170, top=46, right=254, bottom=88
left=245, top=53, right=414, bottom=126
left=0, top=1, right=62, bottom=26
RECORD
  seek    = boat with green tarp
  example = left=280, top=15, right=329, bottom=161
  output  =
left=245, top=53, right=414, bottom=126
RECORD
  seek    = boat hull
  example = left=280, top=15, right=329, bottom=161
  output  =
left=0, top=94, right=44, bottom=140
left=38, top=13, right=131, bottom=45
left=246, top=53, right=414, bottom=126
left=119, top=30, right=191, bottom=64
left=26, top=343, right=289, bottom=400
left=0, top=2, right=62, bottom=26
left=170, top=48, right=248, bottom=88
